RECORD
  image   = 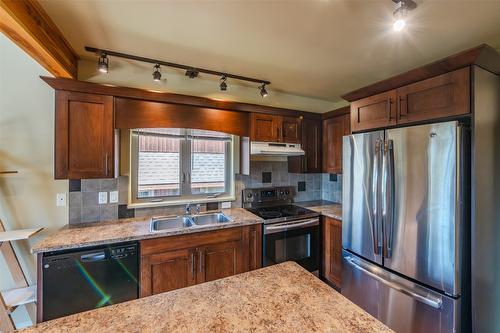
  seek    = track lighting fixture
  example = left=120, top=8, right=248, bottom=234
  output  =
left=220, top=75, right=227, bottom=91
left=392, top=0, right=416, bottom=31
left=152, top=64, right=161, bottom=82
left=86, top=46, right=271, bottom=97
left=259, top=84, right=268, bottom=98
left=97, top=53, right=108, bottom=73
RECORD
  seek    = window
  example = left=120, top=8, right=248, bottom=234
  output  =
left=130, top=128, right=234, bottom=206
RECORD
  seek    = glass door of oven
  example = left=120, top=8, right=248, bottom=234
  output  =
left=263, top=218, right=319, bottom=272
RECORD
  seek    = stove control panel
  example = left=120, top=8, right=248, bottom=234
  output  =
left=242, top=186, right=295, bottom=206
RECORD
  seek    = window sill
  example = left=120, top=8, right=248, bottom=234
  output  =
left=127, top=194, right=236, bottom=209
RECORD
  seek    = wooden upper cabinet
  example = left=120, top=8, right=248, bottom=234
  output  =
left=250, top=113, right=301, bottom=143
left=281, top=116, right=301, bottom=143
left=322, top=216, right=342, bottom=289
left=350, top=90, right=397, bottom=132
left=323, top=113, right=350, bottom=174
left=250, top=113, right=280, bottom=142
left=288, top=118, right=322, bottom=173
left=55, top=91, right=114, bottom=179
left=396, top=67, right=470, bottom=124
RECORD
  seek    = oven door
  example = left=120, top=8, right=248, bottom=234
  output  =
left=263, top=218, right=319, bottom=271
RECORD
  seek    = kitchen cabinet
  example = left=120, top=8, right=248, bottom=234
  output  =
left=54, top=91, right=114, bottom=179
left=322, top=216, right=342, bottom=289
left=288, top=118, right=322, bottom=173
left=323, top=113, right=350, bottom=174
left=140, top=225, right=261, bottom=297
left=350, top=68, right=470, bottom=132
left=250, top=113, right=301, bottom=143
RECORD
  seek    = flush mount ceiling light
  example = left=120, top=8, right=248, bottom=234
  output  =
left=86, top=46, right=271, bottom=97
left=152, top=64, right=161, bottom=82
left=259, top=84, right=268, bottom=98
left=97, top=53, right=108, bottom=73
left=392, top=0, right=417, bottom=31
left=220, top=75, right=228, bottom=91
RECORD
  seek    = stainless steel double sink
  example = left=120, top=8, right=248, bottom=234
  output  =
left=150, top=212, right=231, bottom=232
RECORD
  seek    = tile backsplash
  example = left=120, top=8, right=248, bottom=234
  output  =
left=68, top=161, right=342, bottom=224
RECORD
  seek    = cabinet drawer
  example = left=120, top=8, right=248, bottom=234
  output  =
left=351, top=90, right=397, bottom=132
left=397, top=67, right=470, bottom=123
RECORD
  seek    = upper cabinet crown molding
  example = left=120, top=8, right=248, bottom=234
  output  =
left=341, top=44, right=500, bottom=102
left=40, top=76, right=322, bottom=120
left=0, top=0, right=78, bottom=78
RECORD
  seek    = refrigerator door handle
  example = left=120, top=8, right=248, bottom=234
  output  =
left=383, top=139, right=395, bottom=258
left=345, top=255, right=443, bottom=309
left=371, top=139, right=382, bottom=254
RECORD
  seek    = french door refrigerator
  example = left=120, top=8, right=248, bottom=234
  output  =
left=341, top=121, right=470, bottom=333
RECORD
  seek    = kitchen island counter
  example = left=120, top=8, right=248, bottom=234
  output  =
left=21, top=262, right=392, bottom=333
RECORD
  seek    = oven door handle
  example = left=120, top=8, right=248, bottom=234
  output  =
left=264, top=218, right=319, bottom=234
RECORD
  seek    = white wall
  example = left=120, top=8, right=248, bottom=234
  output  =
left=0, top=33, right=68, bottom=328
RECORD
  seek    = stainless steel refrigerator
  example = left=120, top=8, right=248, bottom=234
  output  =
left=341, top=121, right=470, bottom=333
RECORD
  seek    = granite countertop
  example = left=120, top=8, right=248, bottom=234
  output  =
left=32, top=208, right=262, bottom=254
left=297, top=200, right=342, bottom=220
left=20, top=262, right=392, bottom=333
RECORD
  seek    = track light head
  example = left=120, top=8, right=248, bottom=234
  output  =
left=392, top=0, right=416, bottom=31
left=185, top=69, right=199, bottom=78
left=220, top=75, right=227, bottom=91
left=259, top=84, right=268, bottom=98
left=97, top=53, right=109, bottom=73
left=152, top=64, right=161, bottom=82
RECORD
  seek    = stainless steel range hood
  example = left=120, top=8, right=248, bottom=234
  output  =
left=250, top=142, right=305, bottom=156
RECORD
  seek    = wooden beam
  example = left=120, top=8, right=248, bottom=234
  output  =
left=0, top=0, right=78, bottom=78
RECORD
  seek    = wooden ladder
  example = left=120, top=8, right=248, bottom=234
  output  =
left=0, top=174, right=43, bottom=332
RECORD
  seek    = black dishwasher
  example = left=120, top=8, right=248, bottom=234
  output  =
left=42, top=242, right=138, bottom=321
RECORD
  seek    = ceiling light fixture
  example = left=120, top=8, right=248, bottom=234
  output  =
left=259, top=84, right=268, bottom=98
left=85, top=46, right=271, bottom=97
left=392, top=0, right=416, bottom=31
left=152, top=64, right=161, bottom=82
left=220, top=75, right=227, bottom=91
left=97, top=53, right=108, bottom=73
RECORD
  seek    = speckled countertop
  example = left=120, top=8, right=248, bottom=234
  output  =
left=20, top=262, right=392, bottom=333
left=32, top=208, right=262, bottom=254
left=297, top=200, right=342, bottom=220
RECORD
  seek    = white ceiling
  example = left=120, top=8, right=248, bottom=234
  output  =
left=39, top=0, right=500, bottom=113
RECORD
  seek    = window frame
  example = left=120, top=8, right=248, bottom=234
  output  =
left=129, top=128, right=235, bottom=208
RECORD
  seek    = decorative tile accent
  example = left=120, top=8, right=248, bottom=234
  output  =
left=262, top=172, right=272, bottom=184
left=329, top=174, right=338, bottom=182
left=69, top=179, right=81, bottom=192
left=118, top=204, right=135, bottom=219
left=298, top=181, right=306, bottom=192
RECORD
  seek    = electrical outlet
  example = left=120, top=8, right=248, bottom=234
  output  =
left=109, top=191, right=119, bottom=204
left=221, top=202, right=231, bottom=209
left=98, top=192, right=108, bottom=205
left=56, top=193, right=66, bottom=207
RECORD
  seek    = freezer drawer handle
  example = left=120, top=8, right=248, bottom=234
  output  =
left=345, top=256, right=443, bottom=309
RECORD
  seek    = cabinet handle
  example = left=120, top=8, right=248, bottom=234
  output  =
left=198, top=250, right=204, bottom=273
left=398, top=96, right=406, bottom=118
left=191, top=252, right=195, bottom=276
left=105, top=153, right=108, bottom=176
left=277, top=127, right=280, bottom=140
left=387, top=97, right=392, bottom=120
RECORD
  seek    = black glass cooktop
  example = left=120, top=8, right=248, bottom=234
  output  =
left=247, top=205, right=318, bottom=222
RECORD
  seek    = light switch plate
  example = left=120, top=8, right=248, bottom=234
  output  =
left=221, top=202, right=231, bottom=209
left=56, top=193, right=66, bottom=207
left=98, top=192, right=108, bottom=205
left=109, top=191, right=119, bottom=203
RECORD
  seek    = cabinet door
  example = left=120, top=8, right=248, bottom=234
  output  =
left=351, top=90, right=397, bottom=132
left=250, top=113, right=279, bottom=142
left=397, top=67, right=470, bottom=124
left=288, top=118, right=321, bottom=173
left=322, top=216, right=342, bottom=289
left=196, top=240, right=245, bottom=284
left=55, top=91, right=114, bottom=179
left=322, top=114, right=350, bottom=174
left=140, top=248, right=196, bottom=297
left=281, top=116, right=301, bottom=143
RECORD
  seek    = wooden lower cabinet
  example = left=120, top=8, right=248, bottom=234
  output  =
left=140, top=225, right=261, bottom=297
left=321, top=216, right=342, bottom=289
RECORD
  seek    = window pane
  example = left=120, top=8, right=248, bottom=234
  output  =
left=191, top=138, right=226, bottom=194
left=137, top=130, right=180, bottom=198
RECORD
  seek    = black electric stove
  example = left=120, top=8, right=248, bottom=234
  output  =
left=246, top=204, right=318, bottom=224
